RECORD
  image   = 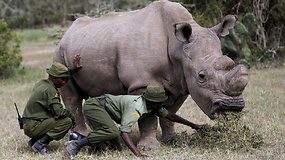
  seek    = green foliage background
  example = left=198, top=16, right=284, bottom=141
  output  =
left=172, top=0, right=285, bottom=66
left=1, top=0, right=284, bottom=68
left=0, top=21, right=22, bottom=78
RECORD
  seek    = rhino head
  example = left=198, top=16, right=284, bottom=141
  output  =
left=173, top=15, right=248, bottom=119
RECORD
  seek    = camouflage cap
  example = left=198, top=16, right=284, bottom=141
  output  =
left=46, top=62, right=70, bottom=78
left=142, top=84, right=168, bottom=103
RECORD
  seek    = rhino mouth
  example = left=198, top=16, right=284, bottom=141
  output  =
left=210, top=99, right=245, bottom=119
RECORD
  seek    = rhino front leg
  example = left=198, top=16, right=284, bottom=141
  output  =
left=159, top=95, right=188, bottom=143
left=59, top=80, right=89, bottom=136
left=137, top=114, right=160, bottom=150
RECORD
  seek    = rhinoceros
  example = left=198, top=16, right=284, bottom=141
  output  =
left=54, top=0, right=248, bottom=149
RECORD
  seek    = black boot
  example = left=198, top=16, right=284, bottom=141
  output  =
left=32, top=134, right=53, bottom=154
left=65, top=137, right=89, bottom=157
left=69, top=131, right=85, bottom=141
left=28, top=138, right=38, bottom=147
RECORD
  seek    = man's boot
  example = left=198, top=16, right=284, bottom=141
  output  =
left=28, top=138, right=38, bottom=147
left=32, top=134, right=53, bottom=154
left=69, top=131, right=85, bottom=141
left=65, top=137, right=89, bottom=157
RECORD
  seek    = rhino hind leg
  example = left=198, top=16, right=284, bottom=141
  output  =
left=59, top=79, right=89, bottom=136
left=137, top=114, right=160, bottom=150
left=159, top=95, right=188, bottom=143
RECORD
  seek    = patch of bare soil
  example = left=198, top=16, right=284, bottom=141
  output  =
left=21, top=47, right=55, bottom=68
left=21, top=47, right=55, bottom=55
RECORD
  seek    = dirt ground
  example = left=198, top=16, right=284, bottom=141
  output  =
left=21, top=45, right=55, bottom=68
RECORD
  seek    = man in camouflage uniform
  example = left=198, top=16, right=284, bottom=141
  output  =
left=66, top=84, right=204, bottom=158
left=22, top=54, right=82, bottom=154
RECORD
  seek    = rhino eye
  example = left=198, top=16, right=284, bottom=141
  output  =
left=198, top=70, right=207, bottom=82
left=199, top=73, right=205, bottom=79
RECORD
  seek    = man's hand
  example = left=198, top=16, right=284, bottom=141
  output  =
left=192, top=124, right=205, bottom=130
left=120, top=132, right=148, bottom=157
left=73, top=53, right=82, bottom=68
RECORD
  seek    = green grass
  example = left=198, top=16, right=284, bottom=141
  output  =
left=13, top=28, right=58, bottom=68
left=15, top=28, right=58, bottom=55
left=0, top=65, right=284, bottom=159
left=1, top=28, right=284, bottom=159
left=16, top=29, right=51, bottom=42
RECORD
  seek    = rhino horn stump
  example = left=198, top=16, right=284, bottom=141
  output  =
left=224, top=65, right=248, bottom=96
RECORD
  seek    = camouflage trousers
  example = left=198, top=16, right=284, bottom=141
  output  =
left=23, top=117, right=72, bottom=140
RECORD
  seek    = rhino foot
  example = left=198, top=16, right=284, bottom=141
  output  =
left=161, top=132, right=177, bottom=143
left=137, top=137, right=160, bottom=150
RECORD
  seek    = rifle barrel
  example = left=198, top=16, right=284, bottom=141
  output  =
left=14, top=103, right=21, bottom=117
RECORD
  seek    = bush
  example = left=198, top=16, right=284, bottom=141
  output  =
left=0, top=21, right=22, bottom=78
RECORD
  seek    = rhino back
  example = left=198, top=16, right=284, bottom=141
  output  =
left=54, top=0, right=194, bottom=96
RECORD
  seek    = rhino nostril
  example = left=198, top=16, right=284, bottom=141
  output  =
left=213, top=101, right=220, bottom=106
left=210, top=101, right=221, bottom=115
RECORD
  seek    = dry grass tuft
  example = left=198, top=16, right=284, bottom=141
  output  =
left=170, top=112, right=264, bottom=151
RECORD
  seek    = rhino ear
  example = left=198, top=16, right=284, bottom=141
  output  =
left=210, top=15, right=237, bottom=37
left=174, top=22, right=192, bottom=43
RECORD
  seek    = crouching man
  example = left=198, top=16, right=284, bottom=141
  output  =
left=66, top=84, right=204, bottom=157
left=22, top=54, right=82, bottom=154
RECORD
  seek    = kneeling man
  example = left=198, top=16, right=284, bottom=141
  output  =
left=66, top=84, right=203, bottom=157
left=22, top=54, right=81, bottom=154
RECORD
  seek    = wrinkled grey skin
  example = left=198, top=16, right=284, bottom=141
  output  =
left=54, top=0, right=248, bottom=149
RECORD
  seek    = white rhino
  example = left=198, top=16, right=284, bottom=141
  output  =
left=54, top=0, right=248, bottom=149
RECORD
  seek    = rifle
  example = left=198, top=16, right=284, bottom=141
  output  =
left=14, top=103, right=23, bottom=129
